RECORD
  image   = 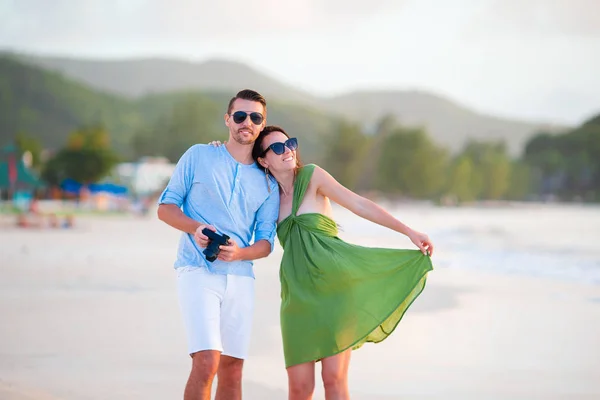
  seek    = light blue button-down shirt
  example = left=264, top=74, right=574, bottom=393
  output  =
left=158, top=144, right=279, bottom=278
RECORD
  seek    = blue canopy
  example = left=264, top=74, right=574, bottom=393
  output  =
left=61, top=178, right=128, bottom=196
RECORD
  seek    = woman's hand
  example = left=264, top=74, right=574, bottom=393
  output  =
left=208, top=140, right=226, bottom=147
left=408, top=230, right=434, bottom=256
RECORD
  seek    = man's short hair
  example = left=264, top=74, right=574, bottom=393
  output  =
left=227, top=89, right=267, bottom=114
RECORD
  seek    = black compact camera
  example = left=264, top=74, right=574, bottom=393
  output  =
left=202, top=228, right=230, bottom=262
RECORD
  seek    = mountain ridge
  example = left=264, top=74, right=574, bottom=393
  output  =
left=3, top=51, right=569, bottom=155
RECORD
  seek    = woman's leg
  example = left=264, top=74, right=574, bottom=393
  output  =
left=287, top=361, right=316, bottom=400
left=321, top=349, right=352, bottom=400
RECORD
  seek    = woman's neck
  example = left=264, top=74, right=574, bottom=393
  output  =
left=271, top=169, right=296, bottom=197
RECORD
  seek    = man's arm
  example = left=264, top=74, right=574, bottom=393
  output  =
left=217, top=183, right=280, bottom=262
left=157, top=204, right=201, bottom=234
left=156, top=145, right=211, bottom=245
left=217, top=239, right=272, bottom=262
left=240, top=239, right=273, bottom=260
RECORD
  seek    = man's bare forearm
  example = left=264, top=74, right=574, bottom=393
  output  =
left=157, top=204, right=201, bottom=234
left=238, top=239, right=272, bottom=261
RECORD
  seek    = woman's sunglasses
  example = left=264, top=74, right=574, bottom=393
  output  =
left=261, top=137, right=298, bottom=157
left=231, top=111, right=264, bottom=125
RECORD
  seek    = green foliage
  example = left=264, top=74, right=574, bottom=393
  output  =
left=0, top=56, right=139, bottom=153
left=523, top=113, right=600, bottom=200
left=41, top=126, right=119, bottom=185
left=321, top=121, right=370, bottom=190
left=131, top=95, right=222, bottom=162
left=445, top=141, right=513, bottom=201
left=354, top=114, right=397, bottom=192
left=377, top=127, right=448, bottom=198
left=506, top=161, right=532, bottom=200
left=446, top=156, right=478, bottom=202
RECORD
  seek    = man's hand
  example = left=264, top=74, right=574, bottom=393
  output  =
left=194, top=224, right=216, bottom=248
left=217, top=239, right=243, bottom=262
left=408, top=230, right=434, bottom=256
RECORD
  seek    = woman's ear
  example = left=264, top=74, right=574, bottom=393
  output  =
left=258, top=157, right=268, bottom=170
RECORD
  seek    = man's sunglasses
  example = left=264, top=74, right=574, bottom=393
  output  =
left=230, top=111, right=264, bottom=125
left=261, top=137, right=298, bottom=157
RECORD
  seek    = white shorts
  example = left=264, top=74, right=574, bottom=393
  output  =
left=177, top=266, right=255, bottom=359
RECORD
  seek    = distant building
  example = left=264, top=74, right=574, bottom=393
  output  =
left=115, top=157, right=175, bottom=197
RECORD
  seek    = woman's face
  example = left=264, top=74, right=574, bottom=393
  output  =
left=260, top=131, right=297, bottom=173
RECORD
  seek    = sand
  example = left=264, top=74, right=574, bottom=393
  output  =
left=1, top=209, right=599, bottom=400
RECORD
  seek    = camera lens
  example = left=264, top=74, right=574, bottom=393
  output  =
left=203, top=242, right=220, bottom=262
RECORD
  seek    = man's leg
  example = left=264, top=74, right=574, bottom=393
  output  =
left=185, top=350, right=221, bottom=400
left=215, top=355, right=244, bottom=400
left=218, top=274, right=256, bottom=400
left=177, top=267, right=226, bottom=400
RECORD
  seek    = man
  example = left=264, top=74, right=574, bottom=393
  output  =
left=157, top=89, right=279, bottom=400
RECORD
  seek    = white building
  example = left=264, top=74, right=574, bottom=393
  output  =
left=115, top=157, right=175, bottom=197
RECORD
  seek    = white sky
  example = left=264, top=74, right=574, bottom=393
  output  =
left=1, top=0, right=599, bottom=124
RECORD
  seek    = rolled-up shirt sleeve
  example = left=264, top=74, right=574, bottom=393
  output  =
left=158, top=145, right=197, bottom=207
left=253, top=185, right=280, bottom=252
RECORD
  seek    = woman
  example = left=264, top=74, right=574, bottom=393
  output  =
left=216, top=126, right=433, bottom=400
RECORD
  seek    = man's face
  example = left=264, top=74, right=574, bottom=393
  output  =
left=225, top=99, right=266, bottom=145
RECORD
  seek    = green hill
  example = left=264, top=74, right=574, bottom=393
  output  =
left=0, top=56, right=338, bottom=162
left=11, top=52, right=566, bottom=156
left=323, top=90, right=559, bottom=155
left=0, top=55, right=141, bottom=151
left=16, top=53, right=317, bottom=104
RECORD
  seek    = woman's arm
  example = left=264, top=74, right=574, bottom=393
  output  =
left=313, top=166, right=434, bottom=255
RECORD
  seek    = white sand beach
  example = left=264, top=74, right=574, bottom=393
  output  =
left=1, top=205, right=599, bottom=399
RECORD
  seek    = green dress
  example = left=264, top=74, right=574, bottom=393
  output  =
left=277, top=164, right=434, bottom=368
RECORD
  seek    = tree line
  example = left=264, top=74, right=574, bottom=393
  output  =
left=320, top=113, right=599, bottom=203
left=12, top=97, right=600, bottom=203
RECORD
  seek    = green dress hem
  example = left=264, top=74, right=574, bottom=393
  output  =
left=284, top=270, right=430, bottom=368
